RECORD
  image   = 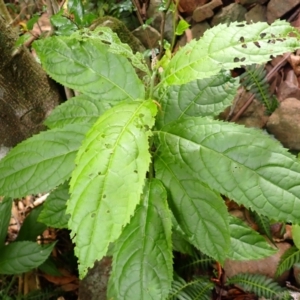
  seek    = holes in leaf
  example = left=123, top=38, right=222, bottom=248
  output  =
left=134, top=170, right=138, bottom=173
left=260, top=33, right=266, bottom=38
left=105, top=143, right=112, bottom=149
left=253, top=41, right=261, bottom=48
left=239, top=36, right=245, bottom=43
left=236, top=24, right=245, bottom=27
left=139, top=113, right=144, bottom=118
left=242, top=44, right=247, bottom=48
left=98, top=172, right=101, bottom=175
left=91, top=213, right=96, bottom=218
left=233, top=57, right=246, bottom=63
left=267, top=39, right=276, bottom=44
left=103, top=194, right=106, bottom=199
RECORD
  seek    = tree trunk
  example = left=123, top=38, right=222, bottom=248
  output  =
left=0, top=11, right=61, bottom=147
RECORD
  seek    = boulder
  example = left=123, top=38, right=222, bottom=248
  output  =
left=266, top=98, right=300, bottom=151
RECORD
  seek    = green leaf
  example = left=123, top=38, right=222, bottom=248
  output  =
left=38, top=182, right=70, bottom=229
left=38, top=257, right=61, bottom=276
left=155, top=156, right=230, bottom=263
left=250, top=211, right=274, bottom=245
left=14, top=33, right=32, bottom=48
left=0, top=242, right=55, bottom=274
left=44, top=95, right=111, bottom=129
left=293, top=224, right=300, bottom=250
left=16, top=205, right=47, bottom=242
left=155, top=117, right=300, bottom=222
left=168, top=275, right=214, bottom=300
left=276, top=245, right=300, bottom=277
left=108, top=179, right=173, bottom=299
left=27, top=14, right=39, bottom=30
left=175, top=19, right=190, bottom=36
left=156, top=70, right=239, bottom=128
left=67, top=100, right=157, bottom=278
left=160, top=20, right=300, bottom=86
left=0, top=124, right=90, bottom=198
left=67, top=0, right=84, bottom=24
left=227, top=273, right=286, bottom=299
left=33, top=37, right=144, bottom=104
left=51, top=11, right=78, bottom=36
left=73, top=27, right=150, bottom=75
left=228, top=216, right=276, bottom=260
left=0, top=198, right=12, bottom=247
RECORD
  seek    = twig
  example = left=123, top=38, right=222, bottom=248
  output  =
left=157, top=0, right=172, bottom=60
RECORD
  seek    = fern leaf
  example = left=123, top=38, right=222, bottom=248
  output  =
left=168, top=275, right=214, bottom=300
left=250, top=210, right=275, bottom=245
left=227, top=273, right=287, bottom=299
left=276, top=245, right=300, bottom=277
left=240, top=64, right=278, bottom=114
left=178, top=251, right=214, bottom=273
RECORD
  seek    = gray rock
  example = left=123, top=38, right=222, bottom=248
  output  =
left=177, top=22, right=210, bottom=48
left=239, top=0, right=268, bottom=5
left=192, top=0, right=222, bottom=23
left=266, top=98, right=300, bottom=151
left=210, top=3, right=247, bottom=26
left=132, top=25, right=161, bottom=49
left=147, top=0, right=174, bottom=43
left=245, top=4, right=267, bottom=23
left=267, top=0, right=300, bottom=24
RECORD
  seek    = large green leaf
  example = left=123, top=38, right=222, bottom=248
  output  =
left=38, top=182, right=70, bottom=229
left=160, top=20, right=300, bottom=86
left=0, top=124, right=90, bottom=198
left=227, top=216, right=276, bottom=260
left=155, top=117, right=300, bottom=222
left=0, top=242, right=55, bottom=274
left=16, top=205, right=47, bottom=242
left=156, top=70, right=239, bottom=128
left=73, top=27, right=150, bottom=75
left=0, top=197, right=12, bottom=247
left=33, top=37, right=144, bottom=104
left=108, top=179, right=173, bottom=299
left=67, top=100, right=157, bottom=278
left=44, top=95, right=111, bottom=129
left=155, top=156, right=230, bottom=263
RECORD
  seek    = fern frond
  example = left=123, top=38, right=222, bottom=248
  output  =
left=276, top=245, right=300, bottom=277
left=250, top=210, right=275, bottom=245
left=178, top=251, right=215, bottom=273
left=227, top=273, right=287, bottom=299
left=240, top=64, right=278, bottom=114
left=168, top=274, right=214, bottom=300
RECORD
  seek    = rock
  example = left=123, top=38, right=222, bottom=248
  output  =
left=224, top=242, right=291, bottom=284
left=177, top=22, right=210, bottom=48
left=132, top=25, right=161, bottom=48
left=179, top=0, right=209, bottom=14
left=267, top=0, right=300, bottom=24
left=266, top=98, right=300, bottom=151
left=192, top=0, right=223, bottom=23
left=210, top=3, right=247, bottom=26
left=147, top=0, right=174, bottom=43
left=239, top=0, right=268, bottom=5
left=245, top=4, right=267, bottom=23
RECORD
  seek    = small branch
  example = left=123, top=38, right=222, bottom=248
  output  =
left=157, top=0, right=172, bottom=60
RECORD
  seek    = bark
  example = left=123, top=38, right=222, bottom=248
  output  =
left=0, top=12, right=61, bottom=147
left=78, top=257, right=112, bottom=300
